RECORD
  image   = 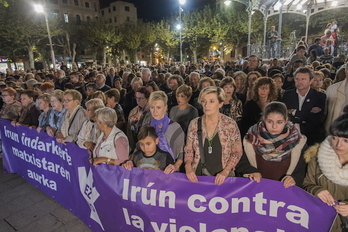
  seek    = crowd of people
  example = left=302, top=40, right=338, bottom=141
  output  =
left=0, top=43, right=348, bottom=231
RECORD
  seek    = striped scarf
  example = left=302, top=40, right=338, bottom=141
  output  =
left=246, top=121, right=300, bottom=161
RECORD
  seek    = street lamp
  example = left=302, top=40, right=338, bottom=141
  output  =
left=224, top=0, right=231, bottom=6
left=178, top=0, right=186, bottom=63
left=34, top=4, right=56, bottom=71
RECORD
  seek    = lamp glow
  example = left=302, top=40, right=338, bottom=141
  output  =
left=224, top=0, right=232, bottom=6
left=34, top=4, right=44, bottom=13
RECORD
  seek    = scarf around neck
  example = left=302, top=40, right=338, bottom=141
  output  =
left=246, top=121, right=300, bottom=161
left=150, top=115, right=174, bottom=159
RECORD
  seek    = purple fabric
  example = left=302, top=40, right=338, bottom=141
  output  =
left=0, top=119, right=336, bottom=232
left=150, top=115, right=174, bottom=159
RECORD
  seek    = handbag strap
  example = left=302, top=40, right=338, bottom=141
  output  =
left=197, top=117, right=206, bottom=167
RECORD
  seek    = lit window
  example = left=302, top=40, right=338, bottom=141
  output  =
left=64, top=13, right=69, bottom=23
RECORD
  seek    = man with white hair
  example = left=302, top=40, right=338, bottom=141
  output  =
left=54, top=69, right=68, bottom=90
left=141, top=68, right=152, bottom=86
left=96, top=73, right=111, bottom=92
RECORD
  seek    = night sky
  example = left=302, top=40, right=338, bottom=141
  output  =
left=99, top=0, right=214, bottom=22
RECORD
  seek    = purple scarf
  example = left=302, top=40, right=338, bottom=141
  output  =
left=150, top=115, right=174, bottom=159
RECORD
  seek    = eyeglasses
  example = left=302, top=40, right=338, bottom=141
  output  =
left=63, top=99, right=74, bottom=102
left=1, top=94, right=9, bottom=97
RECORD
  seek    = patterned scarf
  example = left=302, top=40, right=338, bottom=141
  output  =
left=150, top=115, right=174, bottom=159
left=246, top=121, right=300, bottom=161
left=49, top=108, right=67, bottom=130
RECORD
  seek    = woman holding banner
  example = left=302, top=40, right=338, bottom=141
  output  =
left=56, top=90, right=87, bottom=144
left=91, top=107, right=129, bottom=166
left=303, top=113, right=348, bottom=232
left=0, top=87, right=22, bottom=121
left=184, top=86, right=243, bottom=185
left=236, top=102, right=307, bottom=188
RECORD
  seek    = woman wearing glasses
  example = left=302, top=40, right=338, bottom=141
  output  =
left=56, top=89, right=87, bottom=144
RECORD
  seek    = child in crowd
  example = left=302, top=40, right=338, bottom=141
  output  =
left=122, top=125, right=174, bottom=171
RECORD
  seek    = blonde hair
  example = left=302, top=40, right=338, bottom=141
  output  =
left=198, top=86, right=225, bottom=104
left=85, top=98, right=105, bottom=111
left=64, top=89, right=82, bottom=103
left=149, top=90, right=168, bottom=106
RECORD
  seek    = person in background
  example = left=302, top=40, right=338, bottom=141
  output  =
left=311, top=71, right=325, bottom=93
left=185, top=86, right=243, bottom=185
left=169, top=84, right=198, bottom=134
left=219, top=77, right=243, bottom=124
left=114, top=77, right=127, bottom=104
left=244, top=71, right=262, bottom=103
left=91, top=107, right=129, bottom=166
left=105, top=89, right=126, bottom=132
left=126, top=87, right=151, bottom=152
left=77, top=99, right=104, bottom=154
left=241, top=77, right=277, bottom=137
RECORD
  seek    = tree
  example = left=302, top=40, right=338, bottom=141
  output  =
left=155, top=19, right=178, bottom=63
left=83, top=20, right=122, bottom=67
left=0, top=0, right=52, bottom=69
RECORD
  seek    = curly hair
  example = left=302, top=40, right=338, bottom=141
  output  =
left=252, top=77, right=277, bottom=102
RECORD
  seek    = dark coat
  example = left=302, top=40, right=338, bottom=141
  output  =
left=282, top=88, right=326, bottom=145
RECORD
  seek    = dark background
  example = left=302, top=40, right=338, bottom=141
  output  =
left=99, top=0, right=214, bottom=22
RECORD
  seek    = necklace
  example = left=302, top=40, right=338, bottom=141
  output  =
left=206, top=122, right=219, bottom=154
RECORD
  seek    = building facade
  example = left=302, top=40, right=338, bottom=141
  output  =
left=100, top=1, right=137, bottom=26
left=44, top=0, right=100, bottom=23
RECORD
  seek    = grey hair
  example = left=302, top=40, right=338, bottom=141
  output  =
left=95, top=107, right=117, bottom=128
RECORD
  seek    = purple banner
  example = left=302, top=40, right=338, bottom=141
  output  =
left=1, top=120, right=336, bottom=232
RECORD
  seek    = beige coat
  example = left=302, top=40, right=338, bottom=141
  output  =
left=325, top=78, right=347, bottom=134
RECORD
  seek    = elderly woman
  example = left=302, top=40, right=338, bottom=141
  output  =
left=240, top=77, right=277, bottom=137
left=185, top=86, right=243, bottom=185
left=236, top=102, right=307, bottom=188
left=77, top=99, right=104, bottom=154
left=56, top=89, right=87, bottom=144
left=127, top=87, right=151, bottom=151
left=219, top=77, right=243, bottom=124
left=12, top=90, right=40, bottom=127
left=303, top=113, right=348, bottom=232
left=36, top=93, right=52, bottom=132
left=45, top=90, right=66, bottom=136
left=92, top=108, right=129, bottom=166
left=169, top=84, right=198, bottom=134
left=0, top=87, right=22, bottom=121
left=141, top=90, right=185, bottom=174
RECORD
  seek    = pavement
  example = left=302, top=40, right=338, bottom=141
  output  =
left=0, top=158, right=92, bottom=232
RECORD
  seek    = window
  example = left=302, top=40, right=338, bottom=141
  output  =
left=49, top=0, right=58, bottom=4
left=101, top=10, right=104, bottom=16
left=74, top=0, right=78, bottom=6
left=76, top=15, right=81, bottom=24
left=114, top=16, right=117, bottom=22
left=85, top=2, right=89, bottom=8
left=109, top=18, right=112, bottom=23
left=108, top=8, right=111, bottom=13
left=64, top=13, right=69, bottom=23
left=87, top=16, right=91, bottom=21
left=127, top=17, right=130, bottom=21
left=125, top=6, right=130, bottom=11
left=62, top=0, right=68, bottom=3
left=51, top=9, right=59, bottom=17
